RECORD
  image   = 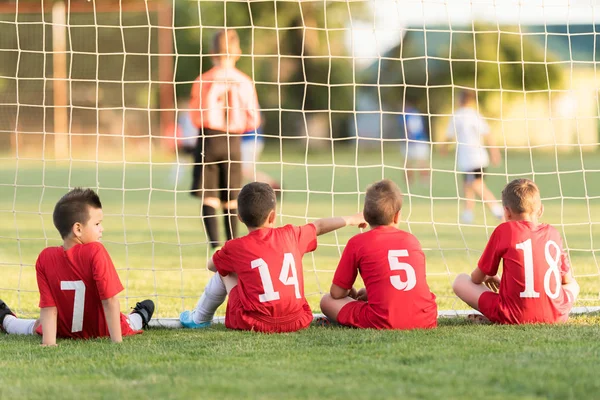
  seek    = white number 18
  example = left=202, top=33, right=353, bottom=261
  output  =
left=516, top=239, right=562, bottom=299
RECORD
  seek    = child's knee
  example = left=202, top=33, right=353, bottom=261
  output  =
left=452, top=273, right=471, bottom=295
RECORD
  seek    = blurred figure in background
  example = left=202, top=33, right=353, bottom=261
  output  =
left=441, top=89, right=503, bottom=224
left=189, top=29, right=261, bottom=250
left=168, top=99, right=198, bottom=186
left=241, top=113, right=280, bottom=193
left=399, top=101, right=430, bottom=186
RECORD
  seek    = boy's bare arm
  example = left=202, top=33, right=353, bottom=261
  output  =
left=101, top=296, right=123, bottom=343
left=471, top=267, right=500, bottom=291
left=485, top=134, right=501, bottom=166
left=40, top=306, right=58, bottom=346
left=470, top=267, right=487, bottom=284
left=313, top=213, right=366, bottom=236
left=330, top=283, right=352, bottom=300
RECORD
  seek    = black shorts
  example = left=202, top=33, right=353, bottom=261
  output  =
left=191, top=128, right=242, bottom=202
left=463, top=168, right=485, bottom=183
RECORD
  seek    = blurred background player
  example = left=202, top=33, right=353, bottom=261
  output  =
left=320, top=179, right=437, bottom=330
left=452, top=179, right=579, bottom=324
left=241, top=112, right=281, bottom=191
left=399, top=101, right=430, bottom=186
left=441, top=89, right=503, bottom=224
left=189, top=29, right=261, bottom=250
left=0, top=188, right=154, bottom=344
left=180, top=182, right=365, bottom=332
left=168, top=98, right=198, bottom=186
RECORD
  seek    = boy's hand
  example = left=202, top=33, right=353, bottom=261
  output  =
left=348, top=287, right=358, bottom=299
left=344, top=213, right=367, bottom=229
left=356, top=287, right=368, bottom=302
left=484, top=275, right=500, bottom=292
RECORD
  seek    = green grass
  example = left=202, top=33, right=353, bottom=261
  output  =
left=2, top=144, right=600, bottom=399
left=1, top=144, right=600, bottom=317
left=2, top=316, right=600, bottom=399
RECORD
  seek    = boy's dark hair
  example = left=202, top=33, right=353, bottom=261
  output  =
left=53, top=188, right=102, bottom=239
left=363, top=179, right=403, bottom=227
left=237, top=182, right=276, bottom=228
left=502, top=179, right=540, bottom=215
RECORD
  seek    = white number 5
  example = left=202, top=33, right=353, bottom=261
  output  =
left=60, top=280, right=86, bottom=333
left=388, top=250, right=417, bottom=291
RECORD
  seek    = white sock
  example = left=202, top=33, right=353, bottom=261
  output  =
left=3, top=315, right=36, bottom=335
left=192, top=273, right=227, bottom=324
left=492, top=204, right=504, bottom=220
left=128, top=313, right=143, bottom=330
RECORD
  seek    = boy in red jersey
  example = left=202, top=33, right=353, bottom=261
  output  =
left=320, top=179, right=438, bottom=330
left=179, top=182, right=366, bottom=333
left=189, top=28, right=261, bottom=249
left=453, top=179, right=580, bottom=324
left=0, top=188, right=154, bottom=345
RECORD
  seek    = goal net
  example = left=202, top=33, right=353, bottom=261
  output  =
left=1, top=0, right=599, bottom=324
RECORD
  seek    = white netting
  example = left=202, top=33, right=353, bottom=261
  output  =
left=1, top=0, right=600, bottom=321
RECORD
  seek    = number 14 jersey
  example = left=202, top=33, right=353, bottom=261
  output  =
left=478, top=220, right=573, bottom=323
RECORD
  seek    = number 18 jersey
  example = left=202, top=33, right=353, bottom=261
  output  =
left=478, top=221, right=573, bottom=324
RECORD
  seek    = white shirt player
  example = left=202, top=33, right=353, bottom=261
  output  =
left=446, top=107, right=490, bottom=172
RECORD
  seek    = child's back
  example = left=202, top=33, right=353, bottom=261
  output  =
left=37, top=242, right=138, bottom=339
left=478, top=220, right=572, bottom=324
left=334, top=226, right=437, bottom=329
left=212, top=223, right=316, bottom=331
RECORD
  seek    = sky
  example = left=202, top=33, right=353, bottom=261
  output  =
left=348, top=0, right=600, bottom=67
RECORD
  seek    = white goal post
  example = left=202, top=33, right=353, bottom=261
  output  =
left=1, top=0, right=600, bottom=326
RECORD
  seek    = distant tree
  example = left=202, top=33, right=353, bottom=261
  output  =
left=376, top=23, right=563, bottom=116
left=173, top=0, right=369, bottom=137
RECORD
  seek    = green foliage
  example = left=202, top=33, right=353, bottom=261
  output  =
left=173, top=0, right=367, bottom=135
left=378, top=24, right=564, bottom=114
left=2, top=317, right=600, bottom=399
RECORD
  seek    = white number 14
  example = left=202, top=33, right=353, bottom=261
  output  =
left=251, top=254, right=301, bottom=303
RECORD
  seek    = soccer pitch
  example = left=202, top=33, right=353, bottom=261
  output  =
left=2, top=145, right=600, bottom=398
left=1, top=145, right=600, bottom=317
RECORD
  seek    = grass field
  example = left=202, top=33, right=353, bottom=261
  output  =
left=1, top=144, right=600, bottom=317
left=2, top=316, right=600, bottom=399
left=2, top=144, right=600, bottom=399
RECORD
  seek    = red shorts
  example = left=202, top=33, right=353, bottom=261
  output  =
left=338, top=301, right=437, bottom=330
left=478, top=292, right=572, bottom=324
left=225, top=286, right=313, bottom=333
left=34, top=313, right=142, bottom=338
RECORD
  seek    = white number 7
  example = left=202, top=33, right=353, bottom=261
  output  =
left=60, top=280, right=86, bottom=333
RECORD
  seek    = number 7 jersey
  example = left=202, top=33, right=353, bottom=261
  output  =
left=478, top=220, right=573, bottom=324
left=35, top=242, right=139, bottom=339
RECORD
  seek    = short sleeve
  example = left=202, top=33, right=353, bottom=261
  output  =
left=294, top=223, right=318, bottom=254
left=213, top=242, right=235, bottom=277
left=91, top=244, right=124, bottom=300
left=332, top=239, right=359, bottom=290
left=477, top=226, right=505, bottom=276
left=445, top=116, right=455, bottom=139
left=36, top=255, right=56, bottom=308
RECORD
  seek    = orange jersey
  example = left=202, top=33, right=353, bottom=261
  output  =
left=189, top=65, right=261, bottom=134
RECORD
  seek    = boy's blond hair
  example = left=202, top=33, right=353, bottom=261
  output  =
left=363, top=179, right=403, bottom=226
left=501, top=178, right=541, bottom=214
left=212, top=29, right=241, bottom=59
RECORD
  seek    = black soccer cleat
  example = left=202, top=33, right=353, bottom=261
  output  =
left=0, top=299, right=16, bottom=329
left=131, top=299, right=155, bottom=329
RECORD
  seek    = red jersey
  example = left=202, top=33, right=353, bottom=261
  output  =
left=213, top=224, right=316, bottom=330
left=189, top=65, right=261, bottom=134
left=478, top=221, right=572, bottom=324
left=35, top=242, right=138, bottom=339
left=333, top=226, right=437, bottom=330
